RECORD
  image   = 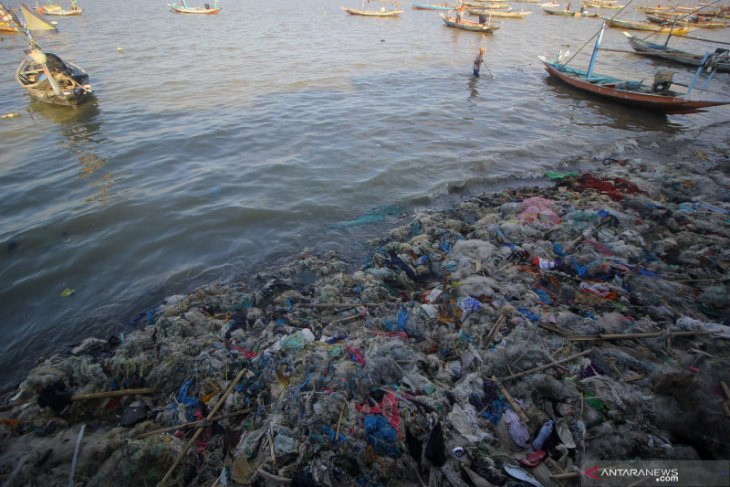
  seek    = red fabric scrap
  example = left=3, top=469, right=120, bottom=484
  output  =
left=571, top=173, right=641, bottom=201
left=230, top=345, right=259, bottom=359
left=345, top=345, right=366, bottom=366
left=355, top=392, right=403, bottom=439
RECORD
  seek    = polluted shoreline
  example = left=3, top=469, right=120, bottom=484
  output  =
left=1, top=124, right=729, bottom=486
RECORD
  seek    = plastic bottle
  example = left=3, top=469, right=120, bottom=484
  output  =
left=531, top=419, right=554, bottom=451
left=532, top=257, right=559, bottom=269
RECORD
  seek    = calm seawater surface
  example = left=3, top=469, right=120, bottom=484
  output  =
left=1, top=0, right=729, bottom=388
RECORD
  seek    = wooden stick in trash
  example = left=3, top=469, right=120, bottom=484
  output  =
left=537, top=322, right=571, bottom=337
left=500, top=348, right=594, bottom=381
left=298, top=303, right=384, bottom=309
left=331, top=313, right=366, bottom=325
left=71, top=388, right=156, bottom=401
left=133, top=408, right=250, bottom=439
left=257, top=468, right=292, bottom=484
left=569, top=330, right=721, bottom=341
left=550, top=472, right=581, bottom=479
left=158, top=368, right=247, bottom=487
left=484, top=313, right=506, bottom=348
left=490, top=376, right=529, bottom=425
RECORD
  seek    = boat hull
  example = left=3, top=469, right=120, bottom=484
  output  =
left=169, top=4, right=221, bottom=14
left=16, top=57, right=93, bottom=107
left=441, top=14, right=500, bottom=31
left=541, top=60, right=729, bottom=114
left=468, top=9, right=531, bottom=17
left=542, top=7, right=597, bottom=16
left=411, top=3, right=452, bottom=10
left=40, top=6, right=83, bottom=16
left=626, top=35, right=730, bottom=73
left=341, top=6, right=403, bottom=16
left=0, top=22, right=22, bottom=32
left=645, top=14, right=728, bottom=28
left=602, top=16, right=693, bottom=34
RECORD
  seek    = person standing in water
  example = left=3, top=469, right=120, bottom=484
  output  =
left=473, top=48, right=486, bottom=77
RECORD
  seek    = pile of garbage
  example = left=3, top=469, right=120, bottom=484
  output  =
left=1, top=131, right=729, bottom=486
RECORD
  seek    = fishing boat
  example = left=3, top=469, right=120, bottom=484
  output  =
left=645, top=14, right=728, bottom=29
left=542, top=6, right=598, bottom=17
left=463, top=0, right=509, bottom=6
left=468, top=8, right=532, bottom=17
left=463, top=1, right=511, bottom=10
left=624, top=32, right=730, bottom=72
left=19, top=3, right=57, bottom=30
left=1, top=2, right=23, bottom=32
left=539, top=23, right=730, bottom=113
left=168, top=0, right=221, bottom=14
left=441, top=11, right=501, bottom=31
left=38, top=0, right=82, bottom=16
left=601, top=16, right=693, bottom=34
left=8, top=6, right=92, bottom=106
left=16, top=48, right=92, bottom=106
left=582, top=0, right=623, bottom=8
left=342, top=0, right=403, bottom=16
left=412, top=2, right=453, bottom=10
left=637, top=5, right=673, bottom=13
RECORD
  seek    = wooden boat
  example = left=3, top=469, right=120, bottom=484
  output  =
left=19, top=3, right=57, bottom=30
left=168, top=0, right=221, bottom=14
left=468, top=8, right=532, bottom=17
left=638, top=6, right=672, bottom=13
left=624, top=32, right=730, bottom=72
left=463, top=0, right=509, bottom=6
left=341, top=6, right=403, bottom=16
left=441, top=12, right=501, bottom=31
left=38, top=1, right=82, bottom=16
left=542, top=6, right=598, bottom=17
left=1, top=2, right=23, bottom=32
left=16, top=47, right=92, bottom=106
left=539, top=24, right=730, bottom=114
left=412, top=2, right=453, bottom=10
left=645, top=14, right=728, bottom=28
left=601, top=16, right=693, bottom=33
left=582, top=0, right=623, bottom=8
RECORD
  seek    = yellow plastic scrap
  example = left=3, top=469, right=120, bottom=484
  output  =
left=60, top=288, right=75, bottom=297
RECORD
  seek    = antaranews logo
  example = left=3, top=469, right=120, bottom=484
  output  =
left=583, top=465, right=680, bottom=483
left=584, top=466, right=601, bottom=481
left=581, top=461, right=729, bottom=487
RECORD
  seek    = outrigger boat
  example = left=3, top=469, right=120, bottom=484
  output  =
left=601, top=16, right=694, bottom=34
left=645, top=14, right=728, bottom=29
left=412, top=2, right=453, bottom=10
left=168, top=0, right=221, bottom=14
left=539, top=22, right=730, bottom=114
left=441, top=11, right=501, bottom=31
left=342, top=0, right=403, bottom=16
left=542, top=6, right=598, bottom=17
left=623, top=32, right=730, bottom=72
left=37, top=0, right=82, bottom=16
left=582, top=0, right=623, bottom=8
left=468, top=8, right=532, bottom=18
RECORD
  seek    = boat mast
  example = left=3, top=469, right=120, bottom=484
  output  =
left=686, top=52, right=719, bottom=96
left=585, top=21, right=606, bottom=79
